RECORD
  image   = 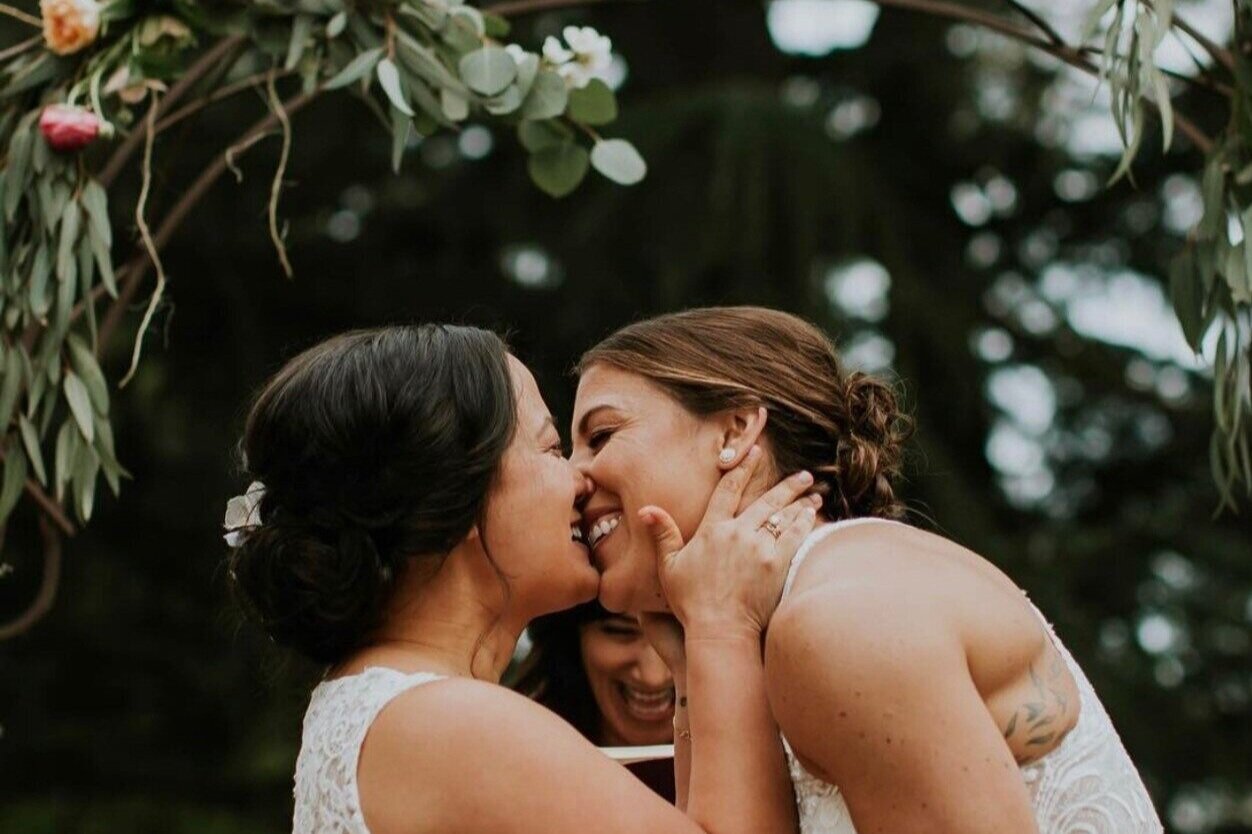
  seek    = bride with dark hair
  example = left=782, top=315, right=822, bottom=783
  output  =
left=225, top=324, right=816, bottom=834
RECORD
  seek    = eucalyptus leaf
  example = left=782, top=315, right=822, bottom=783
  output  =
left=459, top=47, right=516, bottom=97
left=94, top=417, right=126, bottom=496
left=2, top=54, right=63, bottom=99
left=590, top=139, right=647, bottom=185
left=35, top=178, right=56, bottom=233
left=28, top=243, right=51, bottom=318
left=513, top=52, right=539, bottom=98
left=520, top=69, right=568, bottom=120
left=377, top=58, right=415, bottom=117
left=567, top=80, right=617, bottom=126
left=483, top=85, right=522, bottom=116
left=326, top=11, right=347, bottom=39
left=17, top=414, right=46, bottom=487
left=64, top=372, right=94, bottom=444
left=56, top=201, right=81, bottom=281
left=0, top=443, right=27, bottom=524
left=323, top=46, right=383, bottom=91
left=390, top=106, right=411, bottom=173
left=1199, top=159, right=1226, bottom=240
left=400, top=2, right=446, bottom=30
left=90, top=225, right=117, bottom=298
left=1169, top=253, right=1204, bottom=351
left=528, top=142, right=589, bottom=198
left=442, top=13, right=481, bottom=53
left=81, top=180, right=111, bottom=247
left=4, top=126, right=31, bottom=221
left=77, top=232, right=94, bottom=296
left=67, top=335, right=109, bottom=415
left=54, top=418, right=76, bottom=503
left=0, top=346, right=20, bottom=431
left=71, top=442, right=99, bottom=523
left=450, top=6, right=485, bottom=36
left=408, top=78, right=449, bottom=125
left=483, top=11, right=510, bottom=38
left=25, top=358, right=45, bottom=422
left=50, top=242, right=77, bottom=338
left=517, top=120, right=568, bottom=153
left=395, top=32, right=468, bottom=95
left=441, top=88, right=469, bottom=122
left=285, top=14, right=314, bottom=71
left=1226, top=238, right=1252, bottom=305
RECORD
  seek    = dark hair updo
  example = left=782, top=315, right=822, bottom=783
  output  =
left=579, top=306, right=913, bottom=520
left=228, top=325, right=516, bottom=666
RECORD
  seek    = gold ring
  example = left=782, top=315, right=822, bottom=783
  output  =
left=761, top=514, right=784, bottom=539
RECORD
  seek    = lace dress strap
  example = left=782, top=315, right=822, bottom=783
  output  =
left=782, top=517, right=906, bottom=597
left=292, top=667, right=446, bottom=834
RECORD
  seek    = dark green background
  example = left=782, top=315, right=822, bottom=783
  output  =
left=2, top=2, right=1249, bottom=831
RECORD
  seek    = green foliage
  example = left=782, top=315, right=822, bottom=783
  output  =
left=1086, top=0, right=1252, bottom=509
left=0, top=0, right=644, bottom=532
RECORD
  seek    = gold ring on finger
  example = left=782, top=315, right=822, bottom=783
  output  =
left=761, top=514, right=784, bottom=539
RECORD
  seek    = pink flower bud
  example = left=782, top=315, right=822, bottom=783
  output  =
left=39, top=104, right=112, bottom=153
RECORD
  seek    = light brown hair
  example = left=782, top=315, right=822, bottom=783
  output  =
left=578, top=306, right=912, bottom=520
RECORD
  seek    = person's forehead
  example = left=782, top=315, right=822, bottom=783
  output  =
left=574, top=364, right=656, bottom=416
left=507, top=356, right=552, bottom=431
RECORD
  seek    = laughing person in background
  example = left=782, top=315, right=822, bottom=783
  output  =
left=518, top=603, right=677, bottom=800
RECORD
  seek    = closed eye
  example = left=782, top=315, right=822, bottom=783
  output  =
left=587, top=428, right=614, bottom=451
left=599, top=623, right=640, bottom=638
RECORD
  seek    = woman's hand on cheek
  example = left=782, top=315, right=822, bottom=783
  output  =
left=639, top=445, right=821, bottom=641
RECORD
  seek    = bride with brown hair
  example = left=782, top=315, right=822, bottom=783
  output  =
left=572, top=306, right=1163, bottom=834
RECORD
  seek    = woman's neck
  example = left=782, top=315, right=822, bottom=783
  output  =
left=353, top=546, right=525, bottom=683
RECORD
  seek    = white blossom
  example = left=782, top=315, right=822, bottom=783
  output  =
left=506, top=44, right=530, bottom=66
left=539, top=26, right=614, bottom=89
left=542, top=35, right=573, bottom=65
left=223, top=481, right=266, bottom=548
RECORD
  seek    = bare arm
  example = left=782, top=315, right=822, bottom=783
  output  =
left=765, top=589, right=1040, bottom=834
left=642, top=446, right=818, bottom=833
left=683, top=629, right=796, bottom=832
left=358, top=677, right=780, bottom=834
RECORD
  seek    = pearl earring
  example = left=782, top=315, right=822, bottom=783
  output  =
left=719, top=448, right=736, bottom=465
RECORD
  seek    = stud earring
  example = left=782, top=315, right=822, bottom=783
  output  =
left=719, top=448, right=736, bottom=465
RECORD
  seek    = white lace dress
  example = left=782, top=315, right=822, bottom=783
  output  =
left=291, top=667, right=445, bottom=834
left=779, top=519, right=1163, bottom=834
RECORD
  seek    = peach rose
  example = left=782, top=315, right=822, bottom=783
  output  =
left=41, top=0, right=101, bottom=56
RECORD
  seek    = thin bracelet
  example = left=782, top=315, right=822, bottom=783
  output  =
left=673, top=694, right=691, bottom=740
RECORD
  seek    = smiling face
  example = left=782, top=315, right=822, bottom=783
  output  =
left=480, top=356, right=600, bottom=619
left=570, top=364, right=728, bottom=613
left=580, top=614, right=675, bottom=745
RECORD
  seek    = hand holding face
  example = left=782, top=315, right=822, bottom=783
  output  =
left=639, top=446, right=821, bottom=641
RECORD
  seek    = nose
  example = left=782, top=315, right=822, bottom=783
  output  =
left=572, top=466, right=595, bottom=506
left=633, top=642, right=673, bottom=690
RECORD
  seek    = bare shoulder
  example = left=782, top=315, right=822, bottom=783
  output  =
left=358, top=677, right=687, bottom=834
left=364, top=675, right=578, bottom=772
left=766, top=573, right=957, bottom=694
left=786, top=520, right=972, bottom=597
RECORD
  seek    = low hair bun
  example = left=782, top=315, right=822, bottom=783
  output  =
left=829, top=372, right=912, bottom=520
left=228, top=513, right=397, bottom=666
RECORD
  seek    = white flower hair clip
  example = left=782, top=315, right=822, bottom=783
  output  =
left=223, top=481, right=266, bottom=548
